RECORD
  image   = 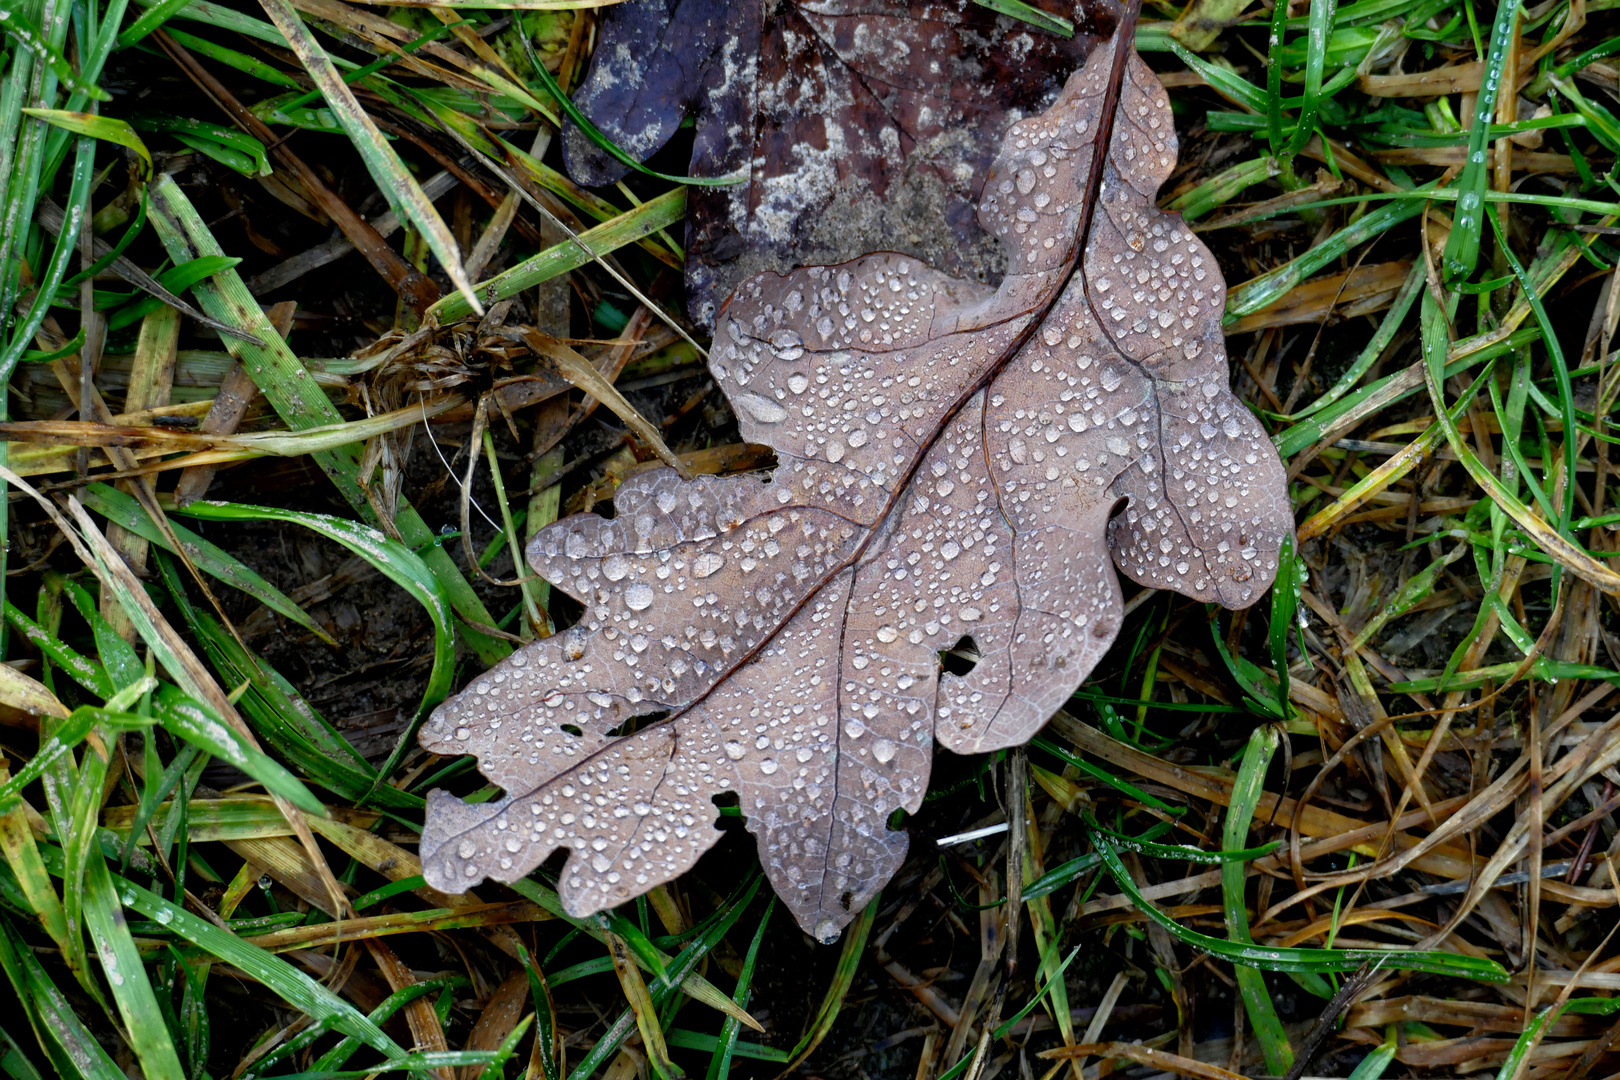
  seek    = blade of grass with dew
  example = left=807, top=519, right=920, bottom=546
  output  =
left=0, top=9, right=109, bottom=103
left=1284, top=0, right=1336, bottom=159
left=1226, top=193, right=1429, bottom=317
left=428, top=187, right=686, bottom=323
left=0, top=918, right=126, bottom=1080
left=604, top=930, right=680, bottom=1080
left=82, top=850, right=185, bottom=1080
left=79, top=483, right=330, bottom=642
left=153, top=560, right=416, bottom=811
left=968, top=0, right=1072, bottom=35
left=256, top=0, right=481, bottom=314
left=149, top=689, right=329, bottom=816
left=0, top=706, right=151, bottom=815
left=1442, top=0, right=1522, bottom=281
left=4, top=600, right=115, bottom=700
left=1222, top=725, right=1293, bottom=1074
left=144, top=175, right=509, bottom=666
left=169, top=499, right=452, bottom=718
left=566, top=875, right=766, bottom=1080
left=1169, top=157, right=1280, bottom=220
left=107, top=873, right=413, bottom=1060
left=1092, top=830, right=1508, bottom=979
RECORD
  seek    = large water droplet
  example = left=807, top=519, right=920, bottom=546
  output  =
left=769, top=328, right=805, bottom=360
left=760, top=758, right=780, bottom=775
left=724, top=740, right=747, bottom=760
left=693, top=553, right=725, bottom=579
left=872, top=739, right=897, bottom=764
left=625, top=583, right=655, bottom=611
left=787, top=372, right=810, bottom=394
left=458, top=839, right=477, bottom=859
left=602, top=554, right=630, bottom=581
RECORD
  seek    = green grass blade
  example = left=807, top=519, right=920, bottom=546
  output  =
left=1284, top=0, right=1336, bottom=157
left=1441, top=0, right=1519, bottom=280
left=0, top=8, right=109, bottom=102
left=0, top=918, right=126, bottom=1080
left=110, top=874, right=412, bottom=1062
left=1222, top=726, right=1293, bottom=1075
left=704, top=898, right=773, bottom=1080
left=18, top=109, right=146, bottom=175
left=170, top=500, right=453, bottom=719
left=150, top=689, right=328, bottom=816
left=1093, top=830, right=1507, bottom=979
left=428, top=187, right=686, bottom=323
left=83, top=850, right=185, bottom=1080
left=256, top=0, right=481, bottom=315
left=80, top=483, right=330, bottom=643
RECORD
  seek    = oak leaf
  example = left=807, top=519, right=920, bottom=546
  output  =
left=420, top=30, right=1290, bottom=942
left=561, top=0, right=1121, bottom=329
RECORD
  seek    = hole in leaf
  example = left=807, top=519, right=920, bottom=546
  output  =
left=560, top=724, right=584, bottom=737
left=939, top=635, right=980, bottom=677
left=840, top=890, right=854, bottom=911
left=608, top=710, right=671, bottom=738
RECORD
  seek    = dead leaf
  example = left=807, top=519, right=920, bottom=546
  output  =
left=561, top=0, right=1122, bottom=328
left=421, top=28, right=1289, bottom=942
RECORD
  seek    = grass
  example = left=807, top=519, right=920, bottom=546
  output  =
left=0, top=0, right=1619, bottom=1078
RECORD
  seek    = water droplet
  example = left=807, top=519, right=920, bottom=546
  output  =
left=625, top=583, right=655, bottom=611
left=826, top=441, right=846, bottom=463
left=505, top=836, right=523, bottom=853
left=1107, top=436, right=1129, bottom=456
left=872, top=739, right=897, bottom=764
left=770, top=328, right=805, bottom=360
left=1100, top=368, right=1122, bottom=392
left=787, top=372, right=810, bottom=394
left=847, top=428, right=868, bottom=448
left=458, top=840, right=477, bottom=859
left=602, top=554, right=630, bottom=581
left=693, top=553, right=725, bottom=578
left=1068, top=413, right=1087, bottom=432
left=724, top=740, right=747, bottom=760
left=876, top=625, right=898, bottom=643
left=760, top=758, right=780, bottom=775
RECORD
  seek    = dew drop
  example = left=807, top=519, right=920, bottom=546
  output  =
left=458, top=840, right=477, bottom=859
left=625, top=583, right=655, bottom=611
left=872, top=739, right=897, bottom=764
left=760, top=758, right=780, bottom=775
left=787, top=372, right=810, bottom=394
left=693, top=553, right=725, bottom=579
left=724, top=741, right=747, bottom=760
left=770, top=328, right=805, bottom=360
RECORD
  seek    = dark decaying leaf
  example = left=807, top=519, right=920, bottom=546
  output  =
left=562, top=0, right=1121, bottom=328
left=421, top=30, right=1289, bottom=943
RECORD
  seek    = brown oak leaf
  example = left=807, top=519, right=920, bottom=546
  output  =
left=419, top=30, right=1290, bottom=942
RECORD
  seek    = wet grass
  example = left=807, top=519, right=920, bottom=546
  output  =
left=2, top=0, right=1620, bottom=1079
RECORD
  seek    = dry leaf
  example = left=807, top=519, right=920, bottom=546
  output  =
left=562, top=0, right=1122, bottom=329
left=420, top=30, right=1289, bottom=942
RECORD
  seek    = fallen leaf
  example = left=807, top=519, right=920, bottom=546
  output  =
left=421, top=27, right=1289, bottom=942
left=561, top=0, right=1121, bottom=328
